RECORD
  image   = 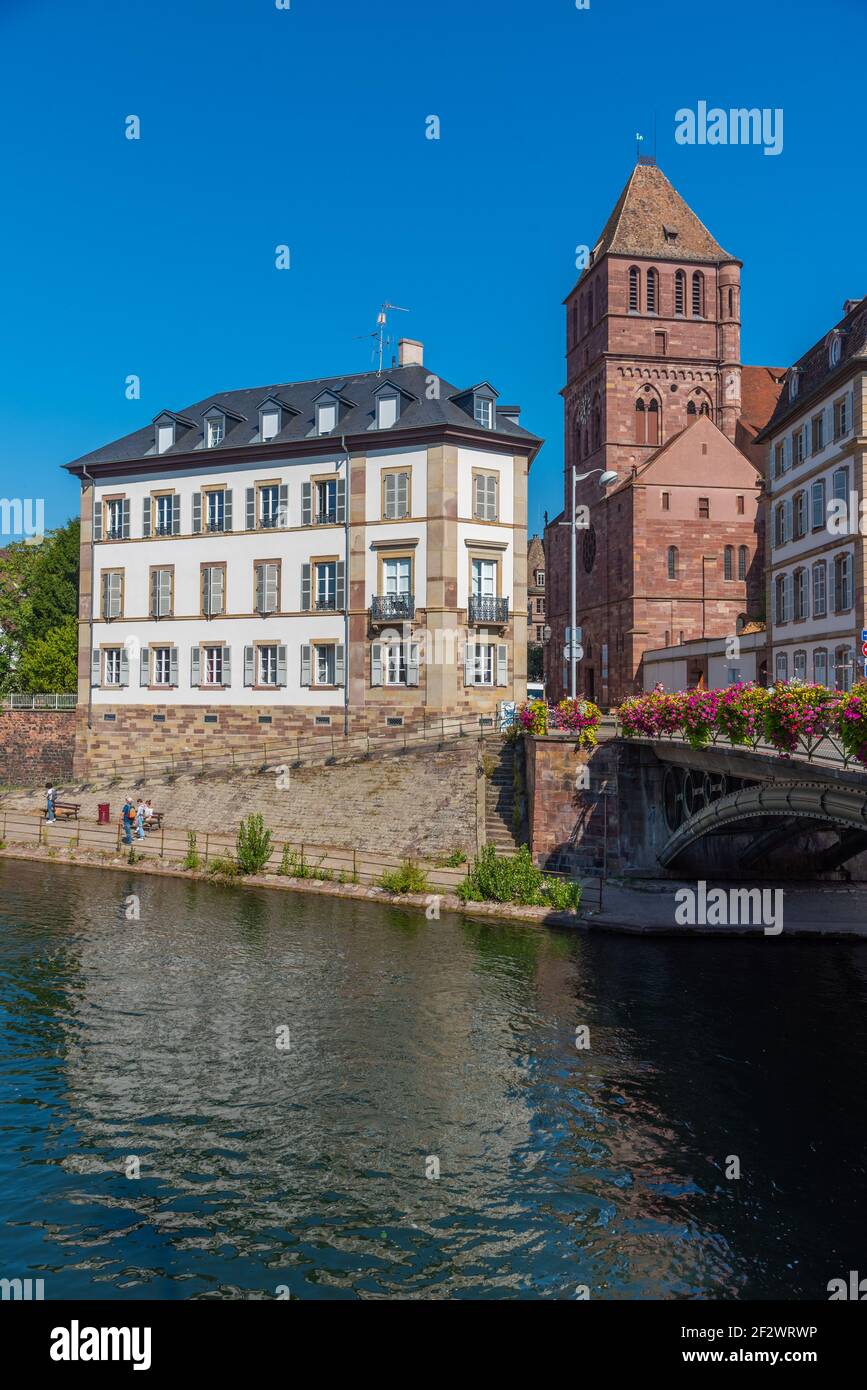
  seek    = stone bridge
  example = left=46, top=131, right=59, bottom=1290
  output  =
left=524, top=730, right=867, bottom=882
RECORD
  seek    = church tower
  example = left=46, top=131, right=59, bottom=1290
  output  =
left=545, top=160, right=764, bottom=706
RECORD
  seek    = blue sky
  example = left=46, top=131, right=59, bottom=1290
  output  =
left=1, top=0, right=865, bottom=538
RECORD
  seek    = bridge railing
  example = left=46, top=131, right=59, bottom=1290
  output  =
left=613, top=722, right=861, bottom=771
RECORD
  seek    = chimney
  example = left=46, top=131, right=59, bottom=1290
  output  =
left=498, top=405, right=521, bottom=425
left=398, top=338, right=423, bottom=367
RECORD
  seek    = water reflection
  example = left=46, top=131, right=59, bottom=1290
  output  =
left=0, top=859, right=865, bottom=1299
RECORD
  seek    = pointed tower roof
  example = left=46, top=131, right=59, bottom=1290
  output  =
left=589, top=161, right=736, bottom=267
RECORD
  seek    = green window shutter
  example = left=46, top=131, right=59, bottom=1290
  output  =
left=244, top=646, right=254, bottom=686
left=192, top=493, right=202, bottom=533
left=143, top=496, right=152, bottom=537
left=301, top=482, right=312, bottom=526
left=300, top=644, right=311, bottom=687
left=335, top=644, right=345, bottom=687
left=93, top=500, right=102, bottom=541
left=301, top=563, right=311, bottom=611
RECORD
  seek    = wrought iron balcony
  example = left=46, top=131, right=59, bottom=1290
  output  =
left=315, top=597, right=338, bottom=611
left=316, top=509, right=338, bottom=525
left=469, top=595, right=509, bottom=626
left=370, top=593, right=415, bottom=623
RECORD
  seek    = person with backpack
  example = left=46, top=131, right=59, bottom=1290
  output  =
left=121, top=796, right=135, bottom=846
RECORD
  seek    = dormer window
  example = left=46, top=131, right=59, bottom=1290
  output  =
left=206, top=417, right=224, bottom=448
left=377, top=393, right=399, bottom=430
left=829, top=334, right=842, bottom=368
left=157, top=422, right=174, bottom=454
left=317, top=400, right=337, bottom=435
left=474, top=397, right=493, bottom=429
left=789, top=370, right=800, bottom=402
left=153, top=409, right=194, bottom=456
left=261, top=409, right=280, bottom=441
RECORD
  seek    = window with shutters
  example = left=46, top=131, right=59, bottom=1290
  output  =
left=254, top=561, right=281, bottom=615
left=154, top=493, right=175, bottom=536
left=206, top=418, right=224, bottom=448
left=813, top=648, right=828, bottom=687
left=104, top=498, right=126, bottom=540
left=775, top=575, right=787, bottom=624
left=835, top=645, right=855, bottom=692
left=794, top=568, right=808, bottom=621
left=312, top=643, right=336, bottom=686
left=738, top=545, right=748, bottom=581
left=811, top=479, right=825, bottom=530
left=793, top=429, right=806, bottom=467
left=834, top=396, right=849, bottom=439
left=723, top=546, right=733, bottom=580
left=674, top=269, right=685, bottom=316
left=201, top=563, right=226, bottom=617
left=104, top=647, right=122, bottom=686
left=153, top=646, right=172, bottom=686
left=775, top=651, right=788, bottom=682
left=259, top=483, right=281, bottom=528
left=812, top=560, right=827, bottom=617
left=793, top=650, right=807, bottom=681
left=692, top=271, right=704, bottom=317
left=628, top=266, right=640, bottom=312
left=149, top=567, right=173, bottom=618
left=794, top=490, right=806, bottom=538
left=811, top=414, right=824, bottom=454
left=382, top=469, right=410, bottom=519
left=774, top=502, right=785, bottom=548
left=315, top=478, right=338, bottom=524
left=473, top=643, right=495, bottom=685
left=203, top=645, right=224, bottom=686
left=101, top=570, right=124, bottom=620
left=832, top=467, right=849, bottom=507
left=205, top=488, right=226, bottom=532
left=472, top=470, right=499, bottom=520
left=834, top=552, right=853, bottom=611
left=774, top=443, right=785, bottom=478
left=313, top=559, right=339, bottom=610
left=259, top=645, right=278, bottom=686
left=646, top=267, right=658, bottom=314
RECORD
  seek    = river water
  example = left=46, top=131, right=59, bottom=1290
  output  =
left=1, top=858, right=865, bottom=1301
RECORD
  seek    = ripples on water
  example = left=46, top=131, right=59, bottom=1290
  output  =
left=1, top=859, right=865, bottom=1300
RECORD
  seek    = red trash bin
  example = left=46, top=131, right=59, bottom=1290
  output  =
left=97, top=802, right=110, bottom=825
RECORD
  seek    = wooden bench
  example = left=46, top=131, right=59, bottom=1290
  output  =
left=46, top=801, right=81, bottom=821
left=145, top=811, right=164, bottom=831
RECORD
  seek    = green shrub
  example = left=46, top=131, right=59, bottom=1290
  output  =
left=457, top=845, right=580, bottom=912
left=436, top=849, right=467, bottom=867
left=379, top=860, right=431, bottom=895
left=236, top=813, right=273, bottom=875
left=208, top=855, right=241, bottom=879
left=277, top=844, right=292, bottom=876
left=182, top=831, right=201, bottom=870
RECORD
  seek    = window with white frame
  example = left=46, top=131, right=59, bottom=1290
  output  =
left=774, top=443, right=785, bottom=478
left=473, top=472, right=498, bottom=520
left=794, top=490, right=806, bottom=538
left=775, top=651, right=788, bottom=682
left=260, top=484, right=280, bottom=528
left=536, top=570, right=544, bottom=587
left=315, top=479, right=337, bottom=523
left=105, top=499, right=125, bottom=539
left=833, top=552, right=853, bottom=611
left=794, top=568, right=808, bottom=621
left=383, top=470, right=409, bottom=519
left=811, top=414, right=824, bottom=453
left=101, top=571, right=123, bottom=619
left=832, top=467, right=849, bottom=505
left=384, top=641, right=408, bottom=685
left=150, top=568, right=173, bottom=618
left=204, top=646, right=224, bottom=686
left=474, top=397, right=493, bottom=429
left=206, top=490, right=225, bottom=532
left=794, top=428, right=806, bottom=466
left=377, top=394, right=399, bottom=430
left=472, top=643, right=495, bottom=685
left=471, top=557, right=497, bottom=599
left=255, top=562, right=280, bottom=615
left=813, top=648, right=828, bottom=687
left=104, top=648, right=122, bottom=685
left=315, top=561, right=337, bottom=610
left=812, top=561, right=827, bottom=617
left=315, top=644, right=335, bottom=685
left=261, top=409, right=280, bottom=441
left=202, top=564, right=225, bottom=616
left=154, top=494, right=174, bottom=536
left=793, top=650, right=807, bottom=681
left=153, top=646, right=172, bottom=686
left=835, top=645, right=855, bottom=692
left=206, top=418, right=224, bottom=448
left=259, top=644, right=278, bottom=686
left=382, top=556, right=411, bottom=596
left=317, top=401, right=337, bottom=435
left=834, top=396, right=849, bottom=439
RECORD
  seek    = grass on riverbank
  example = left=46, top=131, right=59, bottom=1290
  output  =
left=457, top=845, right=581, bottom=913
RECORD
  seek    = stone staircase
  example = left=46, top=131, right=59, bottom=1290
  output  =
left=483, top=737, right=526, bottom=854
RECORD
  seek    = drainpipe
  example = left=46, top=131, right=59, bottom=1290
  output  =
left=340, top=435, right=350, bottom=737
left=81, top=463, right=96, bottom=732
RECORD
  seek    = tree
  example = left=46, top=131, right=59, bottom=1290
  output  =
left=13, top=616, right=78, bottom=694
left=0, top=519, right=80, bottom=694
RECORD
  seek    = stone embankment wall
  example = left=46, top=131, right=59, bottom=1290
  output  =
left=0, top=711, right=76, bottom=787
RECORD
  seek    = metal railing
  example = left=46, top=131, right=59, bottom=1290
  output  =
left=469, top=596, right=509, bottom=625
left=6, top=693, right=77, bottom=710
left=370, top=593, right=415, bottom=622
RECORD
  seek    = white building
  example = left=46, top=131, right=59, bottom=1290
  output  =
left=758, top=299, right=867, bottom=690
left=67, top=341, right=540, bottom=771
left=642, top=625, right=766, bottom=692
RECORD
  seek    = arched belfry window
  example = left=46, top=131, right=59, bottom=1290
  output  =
left=635, top=398, right=646, bottom=442
left=646, top=268, right=658, bottom=314
left=636, top=396, right=660, bottom=446
left=628, top=266, right=640, bottom=312
left=647, top=398, right=659, bottom=446
left=686, top=400, right=696, bottom=417
left=674, top=270, right=685, bottom=316
left=692, top=271, right=705, bottom=317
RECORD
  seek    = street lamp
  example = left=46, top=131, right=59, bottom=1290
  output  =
left=558, top=466, right=618, bottom=699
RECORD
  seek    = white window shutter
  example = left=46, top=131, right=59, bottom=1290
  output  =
left=336, top=476, right=347, bottom=523
left=301, top=563, right=311, bottom=611
left=496, top=643, right=508, bottom=686
left=371, top=642, right=383, bottom=686
left=464, top=642, right=475, bottom=686
left=277, top=644, right=287, bottom=687
left=244, top=645, right=254, bottom=686
left=246, top=487, right=255, bottom=530
left=91, top=648, right=101, bottom=687
left=171, top=495, right=180, bottom=534
left=160, top=570, right=172, bottom=616
left=143, top=496, right=152, bottom=537
left=122, top=499, right=130, bottom=538
left=487, top=475, right=498, bottom=519
left=784, top=498, right=793, bottom=542
left=119, top=647, right=129, bottom=687
left=267, top=563, right=279, bottom=612
left=222, top=648, right=232, bottom=686
left=255, top=565, right=265, bottom=613
left=335, top=644, right=345, bottom=687
left=139, top=645, right=149, bottom=685
left=301, top=482, right=312, bottom=526
left=300, top=645, right=311, bottom=686
left=407, top=642, right=419, bottom=687
left=384, top=473, right=396, bottom=518
left=150, top=570, right=159, bottom=617
left=224, top=489, right=233, bottom=531
left=474, top=475, right=483, bottom=517
left=93, top=500, right=102, bottom=541
left=170, top=647, right=179, bottom=686
left=279, top=483, right=289, bottom=527
left=336, top=561, right=345, bottom=610
left=192, top=493, right=202, bottom=533
left=191, top=647, right=200, bottom=687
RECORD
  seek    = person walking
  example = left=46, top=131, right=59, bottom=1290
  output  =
left=45, top=783, right=56, bottom=823
left=135, top=798, right=146, bottom=840
left=121, top=796, right=135, bottom=846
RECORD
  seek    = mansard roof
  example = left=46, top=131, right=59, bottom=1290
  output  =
left=756, top=297, right=867, bottom=440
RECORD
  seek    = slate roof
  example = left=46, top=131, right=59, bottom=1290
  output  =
left=756, top=297, right=867, bottom=440
left=65, top=362, right=540, bottom=473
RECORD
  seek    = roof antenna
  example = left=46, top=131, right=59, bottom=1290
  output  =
left=635, top=130, right=644, bottom=162
left=354, top=301, right=410, bottom=374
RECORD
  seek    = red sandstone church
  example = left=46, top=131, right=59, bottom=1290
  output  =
left=544, top=159, right=785, bottom=706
